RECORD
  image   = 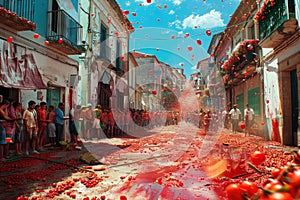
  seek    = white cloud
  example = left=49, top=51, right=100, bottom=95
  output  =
left=169, top=0, right=185, bottom=5
left=134, top=0, right=155, bottom=5
left=182, top=10, right=225, bottom=29
left=125, top=1, right=131, bottom=6
left=169, top=19, right=182, bottom=29
left=169, top=10, right=175, bottom=15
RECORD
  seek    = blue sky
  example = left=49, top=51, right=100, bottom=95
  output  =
left=117, top=0, right=240, bottom=77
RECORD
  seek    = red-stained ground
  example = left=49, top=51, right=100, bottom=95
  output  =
left=0, top=124, right=295, bottom=200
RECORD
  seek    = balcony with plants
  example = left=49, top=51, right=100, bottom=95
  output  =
left=219, top=39, right=259, bottom=87
left=0, top=0, right=36, bottom=31
left=47, top=9, right=84, bottom=55
left=255, top=0, right=298, bottom=48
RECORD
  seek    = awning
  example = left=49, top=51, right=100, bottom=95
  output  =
left=0, top=40, right=47, bottom=89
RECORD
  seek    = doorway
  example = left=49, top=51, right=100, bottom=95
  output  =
left=47, top=88, right=61, bottom=109
left=290, top=69, right=298, bottom=146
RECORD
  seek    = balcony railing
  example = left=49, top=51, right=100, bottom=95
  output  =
left=99, top=43, right=111, bottom=62
left=47, top=9, right=83, bottom=54
left=259, top=1, right=296, bottom=40
left=1, top=0, right=35, bottom=21
left=0, top=0, right=36, bottom=31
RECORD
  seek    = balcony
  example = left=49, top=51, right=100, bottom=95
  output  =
left=98, top=44, right=111, bottom=62
left=257, top=0, right=298, bottom=48
left=220, top=39, right=259, bottom=87
left=0, top=0, right=36, bottom=31
left=47, top=10, right=84, bottom=55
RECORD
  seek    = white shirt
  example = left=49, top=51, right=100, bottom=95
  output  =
left=244, top=108, right=254, bottom=121
left=229, top=108, right=241, bottom=120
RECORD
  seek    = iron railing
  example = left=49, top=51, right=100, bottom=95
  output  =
left=259, top=1, right=296, bottom=40
left=0, top=0, right=35, bottom=22
left=47, top=9, right=82, bottom=47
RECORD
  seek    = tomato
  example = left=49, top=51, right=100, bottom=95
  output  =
left=225, top=183, right=243, bottom=200
left=286, top=170, right=300, bottom=187
left=267, top=192, right=293, bottom=200
left=120, top=195, right=127, bottom=200
left=240, top=181, right=258, bottom=197
left=250, top=151, right=266, bottom=166
left=271, top=168, right=281, bottom=179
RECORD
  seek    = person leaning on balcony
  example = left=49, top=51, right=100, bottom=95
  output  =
left=229, top=104, right=241, bottom=134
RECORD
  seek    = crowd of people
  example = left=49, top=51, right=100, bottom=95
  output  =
left=0, top=96, right=70, bottom=160
left=0, top=91, right=257, bottom=161
left=0, top=94, right=186, bottom=161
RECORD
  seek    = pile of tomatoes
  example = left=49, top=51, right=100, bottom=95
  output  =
left=226, top=150, right=300, bottom=200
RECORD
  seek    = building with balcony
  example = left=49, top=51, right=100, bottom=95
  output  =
left=0, top=0, right=83, bottom=114
left=79, top=0, right=134, bottom=110
left=257, top=0, right=300, bottom=146
left=131, top=51, right=163, bottom=111
left=210, top=0, right=264, bottom=135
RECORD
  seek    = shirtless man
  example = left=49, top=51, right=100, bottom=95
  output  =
left=0, top=100, right=13, bottom=160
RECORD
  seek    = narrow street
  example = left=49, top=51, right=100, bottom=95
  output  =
left=0, top=122, right=293, bottom=200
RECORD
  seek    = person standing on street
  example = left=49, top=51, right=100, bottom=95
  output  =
left=244, top=104, right=255, bottom=137
left=0, top=100, right=13, bottom=160
left=23, top=100, right=39, bottom=155
left=55, top=103, right=65, bottom=146
left=229, top=104, right=241, bottom=134
left=37, top=102, right=49, bottom=151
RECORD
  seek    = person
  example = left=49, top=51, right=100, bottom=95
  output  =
left=74, top=105, right=83, bottom=139
left=83, top=104, right=94, bottom=140
left=55, top=103, right=65, bottom=146
left=244, top=104, right=254, bottom=137
left=0, top=100, right=13, bottom=160
left=37, top=102, right=49, bottom=151
left=23, top=100, right=39, bottom=155
left=14, top=102, right=24, bottom=155
left=47, top=105, right=56, bottom=146
left=93, top=105, right=102, bottom=139
left=100, top=110, right=108, bottom=135
left=222, top=109, right=229, bottom=129
left=203, top=110, right=212, bottom=135
left=69, top=106, right=78, bottom=143
left=5, top=99, right=17, bottom=158
left=229, top=104, right=241, bottom=134
left=107, top=109, right=115, bottom=137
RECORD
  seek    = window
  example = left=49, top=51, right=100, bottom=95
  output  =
left=116, top=40, right=122, bottom=71
left=248, top=87, right=260, bottom=115
left=247, top=24, right=255, bottom=39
